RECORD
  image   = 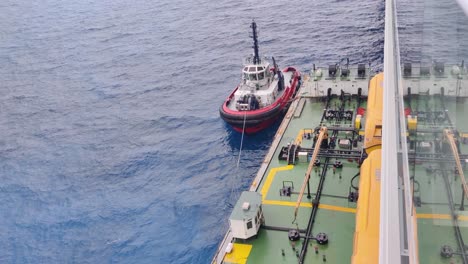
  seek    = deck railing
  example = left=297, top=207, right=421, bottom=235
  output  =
left=380, top=0, right=418, bottom=263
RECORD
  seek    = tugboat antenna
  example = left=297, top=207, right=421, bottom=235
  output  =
left=251, top=20, right=260, bottom=64
left=272, top=57, right=279, bottom=74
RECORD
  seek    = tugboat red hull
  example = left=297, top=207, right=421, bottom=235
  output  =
left=231, top=115, right=280, bottom=134
left=220, top=67, right=301, bottom=134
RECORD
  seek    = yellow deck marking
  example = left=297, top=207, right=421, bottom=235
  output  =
left=294, top=129, right=316, bottom=145
left=417, top=213, right=468, bottom=221
left=263, top=199, right=356, bottom=213
left=295, top=129, right=304, bottom=145
left=319, top=203, right=357, bottom=213
left=260, top=164, right=356, bottom=214
left=416, top=213, right=450, bottom=220
left=223, top=243, right=252, bottom=264
left=263, top=200, right=312, bottom=207
left=261, top=163, right=468, bottom=223
left=260, top=165, right=294, bottom=200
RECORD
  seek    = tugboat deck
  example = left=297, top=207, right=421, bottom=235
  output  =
left=226, top=71, right=295, bottom=111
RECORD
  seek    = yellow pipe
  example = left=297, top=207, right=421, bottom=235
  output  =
left=351, top=149, right=381, bottom=264
left=364, top=73, right=384, bottom=152
left=352, top=74, right=383, bottom=263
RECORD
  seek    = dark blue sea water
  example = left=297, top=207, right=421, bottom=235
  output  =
left=1, top=0, right=467, bottom=263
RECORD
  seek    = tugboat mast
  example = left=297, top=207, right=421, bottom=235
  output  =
left=250, top=21, right=260, bottom=64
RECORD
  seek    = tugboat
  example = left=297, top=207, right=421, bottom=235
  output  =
left=219, top=21, right=301, bottom=134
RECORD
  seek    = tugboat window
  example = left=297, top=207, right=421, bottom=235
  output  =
left=250, top=74, right=257, bottom=81
left=258, top=72, right=265, bottom=80
left=247, top=220, right=253, bottom=229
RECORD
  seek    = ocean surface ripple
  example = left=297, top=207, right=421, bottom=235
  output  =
left=1, top=0, right=467, bottom=263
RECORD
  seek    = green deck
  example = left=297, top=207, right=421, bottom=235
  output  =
left=407, top=94, right=468, bottom=264
left=218, top=67, right=372, bottom=264
left=214, top=65, right=468, bottom=264
left=223, top=95, right=364, bottom=264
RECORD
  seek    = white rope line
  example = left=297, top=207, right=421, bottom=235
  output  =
left=237, top=111, right=248, bottom=168
left=227, top=111, right=248, bottom=209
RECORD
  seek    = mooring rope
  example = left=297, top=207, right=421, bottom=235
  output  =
left=237, top=111, right=247, bottom=168
left=227, top=111, right=248, bottom=210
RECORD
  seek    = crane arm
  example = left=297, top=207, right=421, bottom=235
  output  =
left=294, top=126, right=328, bottom=219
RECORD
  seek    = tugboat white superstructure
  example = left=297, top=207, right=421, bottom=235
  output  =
left=219, top=21, right=301, bottom=134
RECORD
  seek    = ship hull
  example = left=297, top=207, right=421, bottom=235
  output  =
left=220, top=105, right=282, bottom=134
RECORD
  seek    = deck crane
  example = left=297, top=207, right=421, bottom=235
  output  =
left=444, top=129, right=468, bottom=200
left=293, top=126, right=328, bottom=220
